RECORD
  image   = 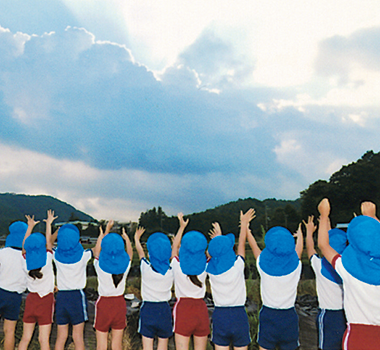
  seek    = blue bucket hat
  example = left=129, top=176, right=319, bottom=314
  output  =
left=321, top=228, right=347, bottom=284
left=55, top=224, right=84, bottom=264
left=99, top=233, right=130, bottom=275
left=179, top=231, right=207, bottom=276
left=147, top=232, right=172, bottom=275
left=6, top=221, right=28, bottom=248
left=24, top=233, right=47, bottom=271
left=206, top=233, right=236, bottom=275
left=259, top=226, right=299, bottom=276
left=342, top=215, right=380, bottom=285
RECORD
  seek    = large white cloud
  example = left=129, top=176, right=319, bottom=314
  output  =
left=0, top=20, right=380, bottom=221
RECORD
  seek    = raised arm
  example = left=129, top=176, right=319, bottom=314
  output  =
left=171, top=212, right=189, bottom=258
left=22, top=215, right=40, bottom=254
left=51, top=228, right=59, bottom=244
left=317, top=198, right=338, bottom=264
left=209, top=222, right=222, bottom=240
left=304, top=215, right=317, bottom=259
left=93, top=220, right=114, bottom=257
left=44, top=210, right=58, bottom=251
left=294, top=223, right=304, bottom=259
left=238, top=208, right=256, bottom=258
left=122, top=227, right=133, bottom=260
left=134, top=226, right=146, bottom=260
left=246, top=225, right=261, bottom=260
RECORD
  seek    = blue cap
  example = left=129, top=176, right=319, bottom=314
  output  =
left=24, top=233, right=47, bottom=270
left=342, top=215, right=380, bottom=285
left=6, top=221, right=28, bottom=248
left=206, top=234, right=236, bottom=275
left=99, top=233, right=130, bottom=275
left=147, top=232, right=172, bottom=275
left=321, top=228, right=347, bottom=284
left=55, top=224, right=84, bottom=264
left=179, top=231, right=207, bottom=275
left=259, top=226, right=299, bottom=276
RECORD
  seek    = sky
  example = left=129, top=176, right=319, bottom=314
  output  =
left=0, top=0, right=380, bottom=222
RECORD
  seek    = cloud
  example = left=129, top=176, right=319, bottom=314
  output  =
left=1, top=22, right=380, bottom=221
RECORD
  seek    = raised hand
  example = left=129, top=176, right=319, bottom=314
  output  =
left=240, top=208, right=256, bottom=226
left=44, top=209, right=58, bottom=225
left=318, top=198, right=330, bottom=217
left=25, top=215, right=40, bottom=228
left=178, top=212, right=189, bottom=229
left=134, top=226, right=145, bottom=241
left=303, top=215, right=316, bottom=237
left=209, top=222, right=222, bottom=239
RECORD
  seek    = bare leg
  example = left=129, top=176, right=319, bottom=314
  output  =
left=18, top=323, right=36, bottom=350
left=111, top=329, right=124, bottom=350
left=38, top=324, right=52, bottom=350
left=157, top=337, right=169, bottom=350
left=55, top=324, right=69, bottom=350
left=214, top=345, right=229, bottom=350
left=3, top=319, right=17, bottom=350
left=142, top=335, right=154, bottom=350
left=175, top=334, right=191, bottom=350
left=193, top=335, right=208, bottom=350
left=234, top=346, right=248, bottom=350
left=96, top=330, right=109, bottom=350
left=72, top=322, right=85, bottom=350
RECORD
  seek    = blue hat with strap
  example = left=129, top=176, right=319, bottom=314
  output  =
left=6, top=221, right=28, bottom=248
left=55, top=224, right=84, bottom=264
left=24, top=233, right=47, bottom=271
left=147, top=232, right=172, bottom=275
left=342, top=215, right=380, bottom=285
left=259, top=226, right=299, bottom=276
left=99, top=233, right=130, bottom=275
left=321, top=228, right=347, bottom=284
left=206, top=233, right=236, bottom=275
left=179, top=231, right=207, bottom=275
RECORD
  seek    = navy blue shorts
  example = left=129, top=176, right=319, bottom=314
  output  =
left=258, top=305, right=299, bottom=350
left=55, top=290, right=88, bottom=325
left=138, top=301, right=173, bottom=339
left=211, top=306, right=251, bottom=347
left=317, top=308, right=346, bottom=350
left=0, top=288, right=22, bottom=321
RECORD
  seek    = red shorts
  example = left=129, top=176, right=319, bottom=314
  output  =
left=23, top=292, right=54, bottom=326
left=173, top=298, right=210, bottom=337
left=343, top=323, right=380, bottom=350
left=94, top=295, right=127, bottom=332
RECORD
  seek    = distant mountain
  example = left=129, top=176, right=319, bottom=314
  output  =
left=0, top=193, right=95, bottom=236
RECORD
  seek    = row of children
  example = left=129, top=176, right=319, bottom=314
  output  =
left=1, top=198, right=380, bottom=350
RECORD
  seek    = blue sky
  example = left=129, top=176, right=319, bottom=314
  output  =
left=0, top=0, right=379, bottom=221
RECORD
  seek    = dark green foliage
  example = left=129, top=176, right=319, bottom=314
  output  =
left=301, top=150, right=380, bottom=225
left=138, top=198, right=301, bottom=238
left=0, top=193, right=95, bottom=235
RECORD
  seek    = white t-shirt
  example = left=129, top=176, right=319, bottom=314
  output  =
left=311, top=255, right=344, bottom=310
left=257, top=254, right=302, bottom=309
left=171, top=256, right=207, bottom=299
left=0, top=247, right=27, bottom=293
left=141, top=258, right=173, bottom=302
left=25, top=251, right=55, bottom=297
left=334, top=255, right=380, bottom=325
left=208, top=255, right=246, bottom=307
left=53, top=249, right=93, bottom=290
left=94, top=258, right=130, bottom=297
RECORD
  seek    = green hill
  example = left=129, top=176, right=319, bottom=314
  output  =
left=0, top=193, right=95, bottom=236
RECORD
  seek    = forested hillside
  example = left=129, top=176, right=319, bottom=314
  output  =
left=301, top=150, right=380, bottom=226
left=138, top=198, right=301, bottom=239
left=0, top=193, right=95, bottom=236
